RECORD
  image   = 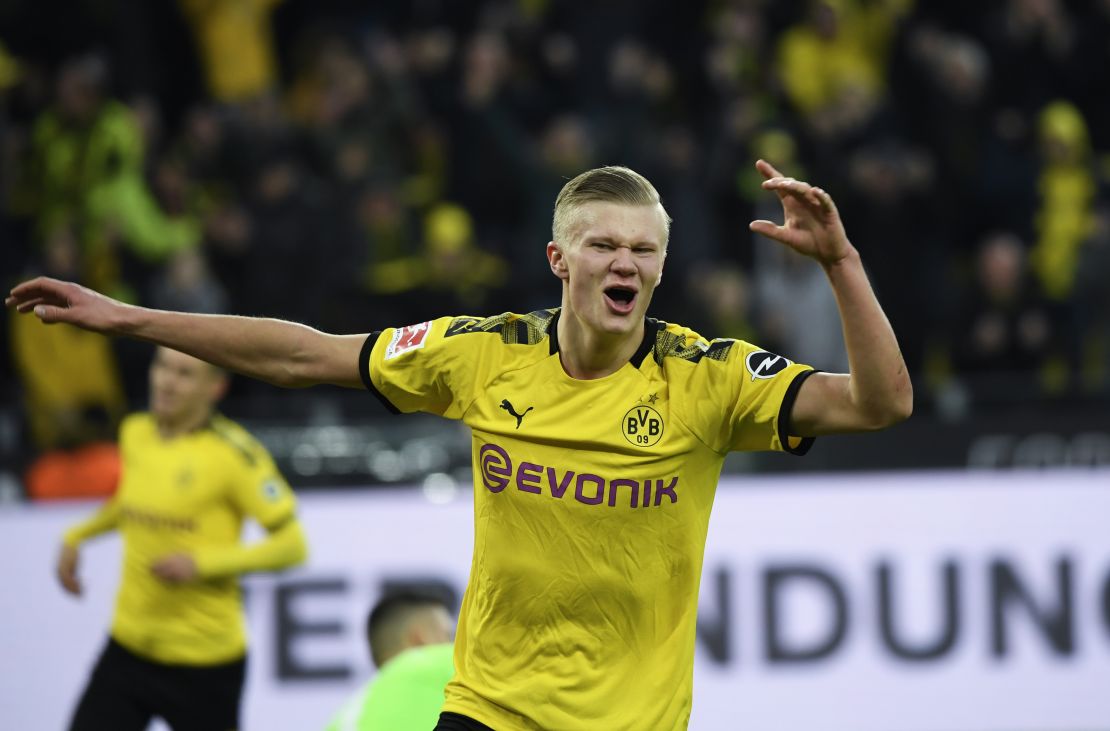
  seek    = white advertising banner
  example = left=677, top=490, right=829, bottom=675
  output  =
left=1, top=469, right=1108, bottom=730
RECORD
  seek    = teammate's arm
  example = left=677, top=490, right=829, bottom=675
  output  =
left=57, top=499, right=122, bottom=596
left=152, top=518, right=308, bottom=584
left=749, top=159, right=913, bottom=435
left=153, top=441, right=310, bottom=584
left=6, top=278, right=366, bottom=389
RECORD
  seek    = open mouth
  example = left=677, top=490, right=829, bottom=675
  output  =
left=604, top=286, right=637, bottom=314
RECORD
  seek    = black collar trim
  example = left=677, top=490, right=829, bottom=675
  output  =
left=547, top=310, right=560, bottom=356
left=630, top=318, right=660, bottom=368
left=546, top=309, right=658, bottom=368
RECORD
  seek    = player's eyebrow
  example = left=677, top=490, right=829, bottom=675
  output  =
left=584, top=233, right=659, bottom=248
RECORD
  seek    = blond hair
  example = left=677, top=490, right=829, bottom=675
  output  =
left=552, top=166, right=671, bottom=245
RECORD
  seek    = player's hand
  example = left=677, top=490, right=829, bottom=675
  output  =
left=749, top=159, right=855, bottom=267
left=57, top=544, right=83, bottom=597
left=5, top=277, right=133, bottom=333
left=151, top=553, right=199, bottom=584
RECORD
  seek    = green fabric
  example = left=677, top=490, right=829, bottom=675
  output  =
left=30, top=99, right=200, bottom=261
left=85, top=174, right=201, bottom=261
left=31, top=100, right=143, bottom=231
left=325, top=643, right=455, bottom=731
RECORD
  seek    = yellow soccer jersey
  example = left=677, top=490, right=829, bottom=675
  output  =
left=363, top=310, right=816, bottom=731
left=64, top=413, right=298, bottom=665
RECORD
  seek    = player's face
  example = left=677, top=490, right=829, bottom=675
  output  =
left=149, top=348, right=226, bottom=428
left=548, top=201, right=667, bottom=338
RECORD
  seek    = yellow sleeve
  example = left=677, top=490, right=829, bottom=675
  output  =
left=193, top=518, right=307, bottom=579
left=361, top=315, right=485, bottom=419
left=679, top=339, right=816, bottom=454
left=193, top=422, right=305, bottom=578
left=728, top=344, right=816, bottom=454
left=226, top=446, right=298, bottom=530
left=63, top=498, right=121, bottom=547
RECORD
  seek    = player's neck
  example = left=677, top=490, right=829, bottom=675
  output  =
left=156, top=409, right=213, bottom=439
left=556, top=313, right=644, bottom=380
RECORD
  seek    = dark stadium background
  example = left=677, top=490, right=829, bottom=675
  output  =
left=1, top=0, right=1107, bottom=489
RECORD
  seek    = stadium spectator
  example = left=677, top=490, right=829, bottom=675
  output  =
left=28, top=54, right=200, bottom=303
left=178, top=0, right=284, bottom=104
left=949, top=231, right=1061, bottom=401
left=1029, top=100, right=1098, bottom=386
left=10, top=223, right=126, bottom=451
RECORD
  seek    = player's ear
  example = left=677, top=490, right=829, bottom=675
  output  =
left=547, top=241, right=569, bottom=281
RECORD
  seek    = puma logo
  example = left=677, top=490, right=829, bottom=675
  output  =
left=499, top=399, right=533, bottom=429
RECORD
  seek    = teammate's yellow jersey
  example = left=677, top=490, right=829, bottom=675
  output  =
left=63, top=413, right=299, bottom=665
left=362, top=309, right=816, bottom=730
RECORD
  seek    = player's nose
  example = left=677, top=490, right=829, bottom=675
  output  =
left=610, top=247, right=636, bottom=274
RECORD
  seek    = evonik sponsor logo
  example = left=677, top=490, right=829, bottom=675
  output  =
left=478, top=442, right=678, bottom=508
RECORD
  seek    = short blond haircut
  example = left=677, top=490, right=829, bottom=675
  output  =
left=552, top=166, right=672, bottom=246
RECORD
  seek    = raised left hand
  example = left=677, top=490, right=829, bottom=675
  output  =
left=748, top=159, right=855, bottom=267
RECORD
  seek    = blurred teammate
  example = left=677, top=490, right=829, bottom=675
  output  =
left=10, top=161, right=911, bottom=730
left=57, top=347, right=309, bottom=731
left=325, top=592, right=455, bottom=731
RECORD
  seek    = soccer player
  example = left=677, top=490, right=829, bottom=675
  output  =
left=325, top=592, right=456, bottom=731
left=10, top=160, right=912, bottom=730
left=56, top=346, right=309, bottom=731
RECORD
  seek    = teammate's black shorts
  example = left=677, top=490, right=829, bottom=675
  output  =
left=69, top=637, right=246, bottom=731
left=435, top=711, right=498, bottom=730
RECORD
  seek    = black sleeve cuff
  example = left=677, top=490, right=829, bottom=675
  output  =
left=359, top=332, right=400, bottom=415
left=778, top=369, right=820, bottom=456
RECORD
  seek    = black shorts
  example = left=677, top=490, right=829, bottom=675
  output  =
left=435, top=711, right=498, bottom=730
left=69, top=637, right=246, bottom=731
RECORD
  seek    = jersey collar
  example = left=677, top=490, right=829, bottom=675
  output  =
left=546, top=309, right=660, bottom=368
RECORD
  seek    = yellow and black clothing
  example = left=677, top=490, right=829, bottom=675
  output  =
left=179, top=0, right=283, bottom=103
left=363, top=309, right=814, bottom=731
left=64, top=412, right=304, bottom=664
left=64, top=412, right=306, bottom=729
left=69, top=638, right=245, bottom=731
left=10, top=311, right=126, bottom=450
left=30, top=99, right=143, bottom=234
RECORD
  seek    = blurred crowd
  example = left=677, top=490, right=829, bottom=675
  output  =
left=2, top=0, right=1109, bottom=478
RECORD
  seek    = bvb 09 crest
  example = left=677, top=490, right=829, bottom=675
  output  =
left=623, top=405, right=664, bottom=447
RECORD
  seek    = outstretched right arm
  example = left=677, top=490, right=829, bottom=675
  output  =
left=6, top=277, right=366, bottom=389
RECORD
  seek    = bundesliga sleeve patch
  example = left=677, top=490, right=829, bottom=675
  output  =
left=261, top=479, right=283, bottom=502
left=745, top=350, right=792, bottom=380
left=385, top=321, right=432, bottom=360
